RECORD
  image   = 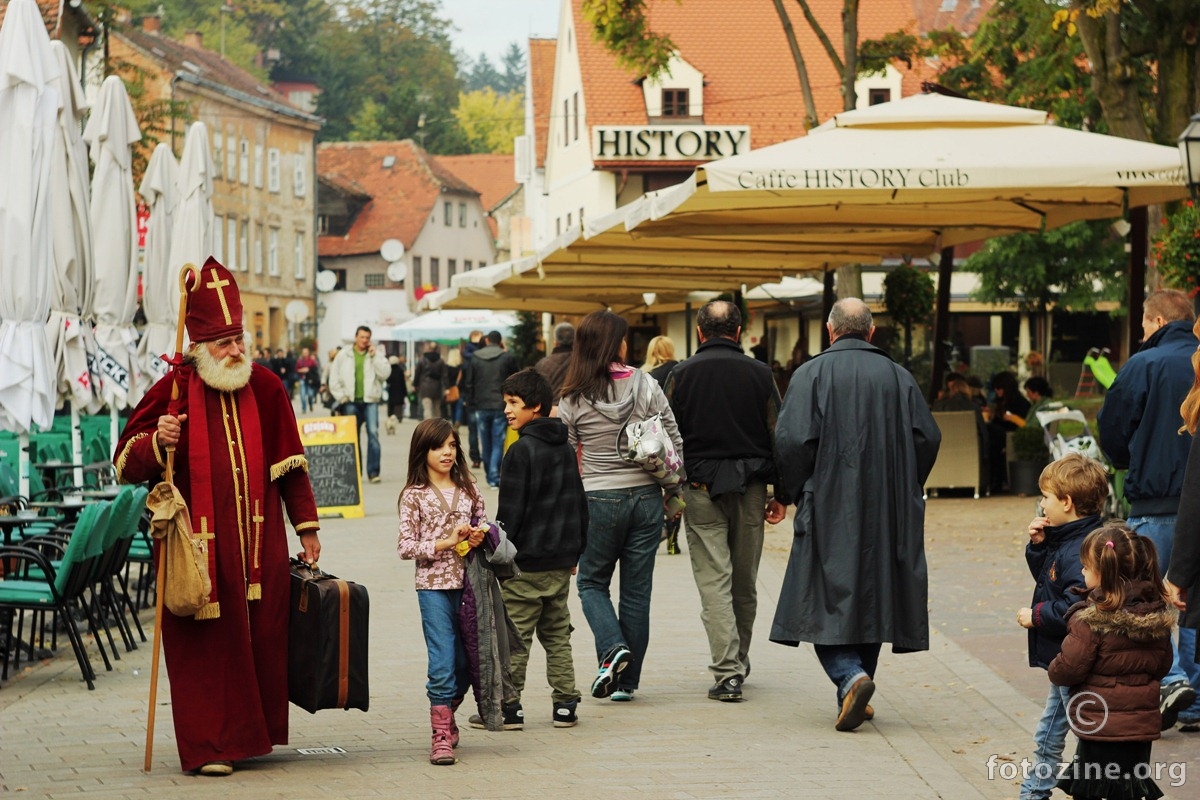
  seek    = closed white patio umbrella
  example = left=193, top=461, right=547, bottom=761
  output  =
left=167, top=121, right=214, bottom=322
left=137, top=142, right=180, bottom=392
left=0, top=0, right=61, bottom=496
left=85, top=75, right=143, bottom=447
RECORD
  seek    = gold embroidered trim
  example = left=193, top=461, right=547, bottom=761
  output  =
left=151, top=432, right=167, bottom=469
left=221, top=393, right=251, bottom=588
left=246, top=583, right=262, bottom=601
left=115, top=432, right=149, bottom=483
left=270, top=455, right=309, bottom=481
left=194, top=602, right=221, bottom=620
left=294, top=520, right=320, bottom=532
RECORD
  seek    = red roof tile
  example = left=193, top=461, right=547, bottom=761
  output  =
left=317, top=140, right=479, bottom=258
left=434, top=153, right=518, bottom=239
left=572, top=0, right=989, bottom=146
left=529, top=38, right=557, bottom=168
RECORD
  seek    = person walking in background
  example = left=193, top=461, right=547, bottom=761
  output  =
left=272, top=348, right=295, bottom=400
left=1049, top=524, right=1173, bottom=800
left=294, top=346, right=318, bottom=414
left=114, top=258, right=321, bottom=776
left=462, top=331, right=518, bottom=488
left=664, top=303, right=787, bottom=702
left=494, top=368, right=588, bottom=728
left=386, top=354, right=407, bottom=433
left=1098, top=288, right=1200, bottom=730
left=463, top=331, right=485, bottom=468
left=415, top=342, right=448, bottom=423
left=329, top=325, right=390, bottom=483
left=535, top=321, right=575, bottom=402
left=643, top=334, right=682, bottom=552
left=1015, top=454, right=1107, bottom=800
left=445, top=349, right=464, bottom=424
left=771, top=298, right=940, bottom=733
left=558, top=311, right=684, bottom=703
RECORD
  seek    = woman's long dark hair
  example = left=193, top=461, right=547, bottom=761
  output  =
left=990, top=371, right=1021, bottom=417
left=400, top=418, right=478, bottom=506
left=559, top=311, right=629, bottom=403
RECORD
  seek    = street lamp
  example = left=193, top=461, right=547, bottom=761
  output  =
left=1179, top=112, right=1200, bottom=197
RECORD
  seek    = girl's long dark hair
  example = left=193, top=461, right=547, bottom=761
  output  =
left=559, top=310, right=629, bottom=403
left=400, top=418, right=478, bottom=506
left=1080, top=522, right=1167, bottom=612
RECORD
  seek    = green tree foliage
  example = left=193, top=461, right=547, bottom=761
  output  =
left=463, top=53, right=504, bottom=92
left=499, top=41, right=527, bottom=95
left=1151, top=201, right=1200, bottom=291
left=964, top=220, right=1126, bottom=315
left=453, top=89, right=524, bottom=154
left=581, top=0, right=677, bottom=77
left=509, top=311, right=543, bottom=368
left=882, top=263, right=935, bottom=366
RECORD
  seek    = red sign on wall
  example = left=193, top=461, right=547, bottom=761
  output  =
left=136, top=202, right=149, bottom=248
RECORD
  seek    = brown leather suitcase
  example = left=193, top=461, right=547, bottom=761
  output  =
left=288, top=559, right=370, bottom=713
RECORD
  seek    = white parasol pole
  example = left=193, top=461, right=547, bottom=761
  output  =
left=110, top=405, right=118, bottom=464
left=71, top=405, right=82, bottom=486
left=18, top=432, right=29, bottom=498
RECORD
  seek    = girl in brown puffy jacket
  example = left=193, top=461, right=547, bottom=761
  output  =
left=1048, top=523, right=1174, bottom=800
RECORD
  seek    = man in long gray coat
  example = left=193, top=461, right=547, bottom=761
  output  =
left=771, top=298, right=940, bottom=732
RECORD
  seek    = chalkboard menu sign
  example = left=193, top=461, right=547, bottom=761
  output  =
left=297, top=416, right=365, bottom=518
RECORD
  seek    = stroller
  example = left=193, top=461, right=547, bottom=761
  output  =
left=1035, top=404, right=1123, bottom=517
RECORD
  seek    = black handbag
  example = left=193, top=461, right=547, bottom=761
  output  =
left=288, top=559, right=370, bottom=713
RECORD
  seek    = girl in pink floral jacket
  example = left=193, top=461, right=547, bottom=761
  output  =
left=398, top=419, right=487, bottom=765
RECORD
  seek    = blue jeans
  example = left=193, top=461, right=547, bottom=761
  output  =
left=343, top=401, right=380, bottom=479
left=475, top=408, right=507, bottom=486
left=298, top=381, right=314, bottom=413
left=417, top=589, right=469, bottom=706
left=576, top=485, right=663, bottom=691
left=1129, top=515, right=1200, bottom=716
left=464, top=406, right=481, bottom=464
left=813, top=643, right=881, bottom=705
left=1020, top=683, right=1072, bottom=800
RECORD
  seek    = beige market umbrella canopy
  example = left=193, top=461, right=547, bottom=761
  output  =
left=627, top=93, right=1187, bottom=254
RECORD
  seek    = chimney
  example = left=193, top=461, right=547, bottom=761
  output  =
left=114, top=6, right=132, bottom=24
left=141, top=15, right=161, bottom=34
left=183, top=30, right=203, bottom=49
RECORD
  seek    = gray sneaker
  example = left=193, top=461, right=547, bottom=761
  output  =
left=708, top=675, right=744, bottom=702
left=1161, top=680, right=1196, bottom=730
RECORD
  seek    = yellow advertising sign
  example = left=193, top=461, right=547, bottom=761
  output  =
left=297, top=416, right=364, bottom=518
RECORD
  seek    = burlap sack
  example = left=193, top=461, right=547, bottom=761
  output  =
left=147, top=481, right=212, bottom=616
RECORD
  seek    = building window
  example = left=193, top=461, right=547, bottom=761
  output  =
left=213, top=215, right=223, bottom=260
left=254, top=223, right=263, bottom=274
left=227, top=218, right=238, bottom=271
left=412, top=255, right=422, bottom=285
left=293, top=152, right=306, bottom=197
left=444, top=202, right=453, bottom=226
left=239, top=138, right=249, bottom=184
left=566, top=212, right=573, bottom=228
left=555, top=217, right=561, bottom=237
left=318, top=215, right=329, bottom=235
left=448, top=258, right=456, bottom=280
left=268, top=228, right=279, bottom=276
left=869, top=88, right=891, bottom=105
left=458, top=202, right=466, bottom=227
left=226, top=129, right=237, bottom=182
left=662, top=89, right=689, bottom=117
left=365, top=273, right=385, bottom=288
left=240, top=220, right=249, bottom=271
left=479, top=261, right=486, bottom=268
left=464, top=260, right=472, bottom=270
left=573, top=91, right=579, bottom=141
left=294, top=232, right=306, bottom=279
left=268, top=148, right=280, bottom=192
left=253, top=143, right=263, bottom=188
left=429, top=257, right=440, bottom=288
left=213, top=133, right=224, bottom=181
left=563, top=99, right=569, bottom=145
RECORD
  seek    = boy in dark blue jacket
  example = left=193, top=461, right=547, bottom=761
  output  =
left=493, top=369, right=588, bottom=729
left=1016, top=453, right=1108, bottom=800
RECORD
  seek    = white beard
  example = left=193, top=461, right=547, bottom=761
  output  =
left=190, top=345, right=253, bottom=392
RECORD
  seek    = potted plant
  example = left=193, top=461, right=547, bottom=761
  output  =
left=1007, top=423, right=1049, bottom=496
left=1152, top=200, right=1200, bottom=294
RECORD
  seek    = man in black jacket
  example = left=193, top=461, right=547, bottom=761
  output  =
left=665, top=300, right=788, bottom=703
left=495, top=369, right=588, bottom=728
left=462, top=331, right=518, bottom=487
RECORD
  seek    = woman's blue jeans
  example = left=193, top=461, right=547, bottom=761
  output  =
left=417, top=589, right=469, bottom=706
left=576, top=485, right=663, bottom=691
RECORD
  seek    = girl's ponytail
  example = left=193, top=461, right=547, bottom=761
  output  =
left=1081, top=523, right=1154, bottom=612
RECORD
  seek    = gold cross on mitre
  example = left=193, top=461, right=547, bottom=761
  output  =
left=206, top=268, right=233, bottom=325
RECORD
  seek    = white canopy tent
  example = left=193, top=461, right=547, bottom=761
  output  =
left=388, top=309, right=517, bottom=343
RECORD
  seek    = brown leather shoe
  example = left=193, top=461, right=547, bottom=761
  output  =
left=835, top=676, right=875, bottom=732
left=198, top=761, right=233, bottom=776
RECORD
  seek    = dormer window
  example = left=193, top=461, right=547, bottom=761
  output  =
left=662, top=89, right=689, bottom=117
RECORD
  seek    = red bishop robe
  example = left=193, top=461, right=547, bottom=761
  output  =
left=115, top=362, right=319, bottom=772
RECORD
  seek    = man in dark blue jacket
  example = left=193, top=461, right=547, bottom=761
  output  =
left=1098, top=288, right=1199, bottom=728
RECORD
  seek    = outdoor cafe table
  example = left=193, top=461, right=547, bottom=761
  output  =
left=33, top=461, right=85, bottom=487
left=27, top=498, right=89, bottom=524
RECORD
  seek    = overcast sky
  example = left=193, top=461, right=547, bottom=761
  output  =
left=442, top=0, right=562, bottom=66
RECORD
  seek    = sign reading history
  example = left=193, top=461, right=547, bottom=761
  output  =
left=298, top=416, right=364, bottom=518
left=592, top=125, right=750, bottom=162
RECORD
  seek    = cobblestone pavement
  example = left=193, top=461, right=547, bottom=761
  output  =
left=1, top=416, right=1194, bottom=798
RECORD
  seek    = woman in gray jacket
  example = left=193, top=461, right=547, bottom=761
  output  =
left=558, top=311, right=683, bottom=702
